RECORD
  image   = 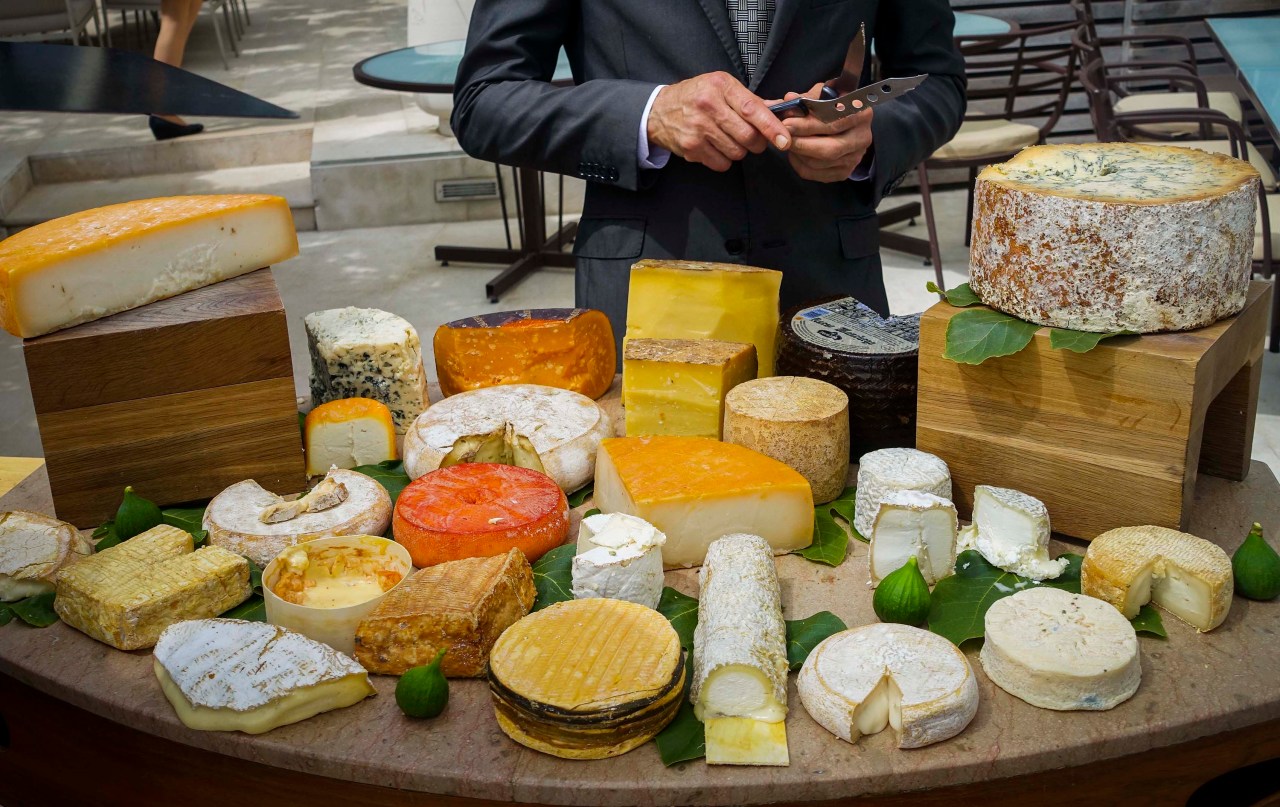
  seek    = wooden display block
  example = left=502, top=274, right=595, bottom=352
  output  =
left=23, top=269, right=306, bottom=527
left=916, top=281, right=1270, bottom=540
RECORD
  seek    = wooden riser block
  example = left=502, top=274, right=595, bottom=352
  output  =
left=915, top=281, right=1270, bottom=541
left=23, top=269, right=306, bottom=527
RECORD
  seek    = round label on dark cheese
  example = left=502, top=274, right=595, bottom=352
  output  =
left=790, top=298, right=920, bottom=356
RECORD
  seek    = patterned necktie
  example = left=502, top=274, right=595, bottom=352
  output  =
left=726, top=0, right=775, bottom=77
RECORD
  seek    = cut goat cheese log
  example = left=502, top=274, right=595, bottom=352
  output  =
left=798, top=623, right=978, bottom=749
left=968, top=485, right=1067, bottom=581
left=1082, top=525, right=1233, bottom=632
left=981, top=587, right=1140, bottom=711
left=0, top=510, right=91, bottom=601
left=304, top=398, right=397, bottom=476
left=402, top=383, right=612, bottom=494
left=723, top=376, right=850, bottom=504
left=971, top=143, right=1259, bottom=333
left=572, top=513, right=666, bottom=609
left=0, top=195, right=298, bottom=338
left=55, top=526, right=250, bottom=650
left=853, top=448, right=951, bottom=539
left=594, top=436, right=814, bottom=568
left=204, top=469, right=392, bottom=568
left=434, top=308, right=616, bottom=399
left=693, top=534, right=789, bottom=766
left=153, top=618, right=374, bottom=734
left=306, top=307, right=430, bottom=434
left=622, top=338, right=757, bottom=439
left=869, top=491, right=957, bottom=586
left=625, top=259, right=782, bottom=376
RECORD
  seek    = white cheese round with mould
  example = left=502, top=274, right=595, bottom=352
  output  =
left=854, top=448, right=951, bottom=538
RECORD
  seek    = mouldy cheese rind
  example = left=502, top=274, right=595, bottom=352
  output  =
left=853, top=448, right=951, bottom=539
left=0, top=510, right=92, bottom=601
left=970, top=143, right=1259, bottom=333
left=0, top=194, right=298, bottom=338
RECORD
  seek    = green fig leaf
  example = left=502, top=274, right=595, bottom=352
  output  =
left=943, top=309, right=1041, bottom=365
left=530, top=543, right=576, bottom=611
left=927, top=280, right=982, bottom=307
left=1048, top=328, right=1136, bottom=353
left=795, top=486, right=857, bottom=566
left=1131, top=605, right=1167, bottom=638
left=567, top=483, right=594, bottom=508
left=654, top=676, right=704, bottom=766
left=10, top=592, right=59, bottom=627
left=657, top=587, right=699, bottom=652
left=785, top=611, right=846, bottom=670
left=220, top=595, right=266, bottom=622
left=161, top=506, right=209, bottom=547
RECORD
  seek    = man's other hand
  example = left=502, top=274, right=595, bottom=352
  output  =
left=647, top=72, right=793, bottom=172
left=777, top=83, right=874, bottom=183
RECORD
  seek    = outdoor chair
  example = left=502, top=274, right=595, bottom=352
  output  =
left=914, top=21, right=1078, bottom=278
left=0, top=0, right=102, bottom=44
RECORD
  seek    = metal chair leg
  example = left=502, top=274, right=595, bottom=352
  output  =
left=917, top=161, right=945, bottom=286
left=239, top=0, right=251, bottom=25
left=229, top=0, right=244, bottom=37
left=209, top=6, right=231, bottom=69
left=221, top=3, right=239, bottom=55
left=495, top=164, right=513, bottom=250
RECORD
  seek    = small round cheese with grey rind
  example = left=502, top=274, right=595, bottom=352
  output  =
left=402, top=383, right=614, bottom=493
left=981, top=587, right=1140, bottom=711
left=854, top=448, right=951, bottom=538
left=0, top=510, right=92, bottom=601
left=798, top=623, right=978, bottom=749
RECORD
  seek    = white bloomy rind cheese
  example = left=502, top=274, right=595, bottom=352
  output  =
left=153, top=618, right=374, bottom=734
left=870, top=491, right=957, bottom=586
left=971, top=143, right=1259, bottom=333
left=0, top=195, right=298, bottom=338
left=981, top=587, right=1140, bottom=711
left=305, top=308, right=430, bottom=435
left=854, top=449, right=951, bottom=539
left=693, top=534, right=789, bottom=766
left=1082, top=525, right=1233, bottom=632
left=0, top=510, right=91, bottom=601
left=967, top=485, right=1067, bottom=581
left=572, top=513, right=666, bottom=609
left=403, top=384, right=613, bottom=493
left=798, top=623, right=978, bottom=749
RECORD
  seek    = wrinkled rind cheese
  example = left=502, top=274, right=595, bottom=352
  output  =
left=625, top=259, right=782, bottom=376
left=723, top=376, right=850, bottom=504
left=1082, top=525, right=1233, bottom=632
left=434, top=308, right=616, bottom=399
left=354, top=548, right=535, bottom=677
left=981, top=588, right=1140, bottom=711
left=153, top=618, right=374, bottom=734
left=402, top=383, right=613, bottom=493
left=869, top=490, right=957, bottom=586
left=305, top=308, right=430, bottom=434
left=54, top=526, right=251, bottom=650
left=304, top=398, right=397, bottom=476
left=594, top=436, right=814, bottom=568
left=798, top=623, right=978, bottom=749
left=203, top=470, right=392, bottom=569
left=0, top=194, right=298, bottom=338
left=0, top=510, right=92, bottom=601
left=971, top=143, right=1259, bottom=333
left=854, top=449, right=951, bottom=538
left=623, top=338, right=758, bottom=439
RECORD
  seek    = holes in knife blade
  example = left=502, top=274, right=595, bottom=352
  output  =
left=867, top=93, right=878, bottom=103
left=881, top=84, right=892, bottom=93
left=836, top=102, right=846, bottom=111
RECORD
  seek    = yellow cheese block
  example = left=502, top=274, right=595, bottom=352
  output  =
left=705, top=717, right=790, bottom=766
left=304, top=398, right=398, bottom=476
left=594, top=436, right=815, bottom=567
left=625, top=259, right=782, bottom=376
left=54, top=525, right=251, bottom=650
left=0, top=194, right=298, bottom=337
left=623, top=338, right=757, bottom=439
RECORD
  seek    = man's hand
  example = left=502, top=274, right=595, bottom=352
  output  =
left=777, top=83, right=875, bottom=183
left=647, top=72, right=793, bottom=172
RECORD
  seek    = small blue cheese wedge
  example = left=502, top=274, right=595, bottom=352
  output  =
left=153, top=618, right=375, bottom=734
left=571, top=513, right=666, bottom=609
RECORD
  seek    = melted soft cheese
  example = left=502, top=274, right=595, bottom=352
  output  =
left=983, top=143, right=1258, bottom=204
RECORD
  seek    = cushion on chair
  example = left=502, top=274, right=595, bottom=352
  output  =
left=1256, top=195, right=1279, bottom=264
left=1137, top=140, right=1279, bottom=191
left=0, top=0, right=95, bottom=33
left=930, top=119, right=1041, bottom=162
left=1115, top=91, right=1244, bottom=136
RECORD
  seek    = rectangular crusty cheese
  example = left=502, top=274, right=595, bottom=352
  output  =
left=53, top=525, right=251, bottom=650
left=623, top=338, right=757, bottom=439
left=0, top=195, right=298, bottom=338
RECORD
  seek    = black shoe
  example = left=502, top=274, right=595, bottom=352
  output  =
left=149, top=115, right=204, bottom=141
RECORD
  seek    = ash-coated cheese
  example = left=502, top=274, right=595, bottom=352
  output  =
left=723, top=376, right=849, bottom=504
left=0, top=510, right=91, bottom=601
left=853, top=449, right=951, bottom=538
left=305, top=307, right=429, bottom=434
left=571, top=513, right=666, bottom=609
left=970, top=143, right=1259, bottom=333
left=981, top=587, right=1140, bottom=711
left=798, top=623, right=978, bottom=749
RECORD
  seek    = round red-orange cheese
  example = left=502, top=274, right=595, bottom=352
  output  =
left=393, top=463, right=569, bottom=566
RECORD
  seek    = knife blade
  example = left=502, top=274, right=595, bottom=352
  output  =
left=830, top=23, right=866, bottom=96
left=770, top=74, right=927, bottom=124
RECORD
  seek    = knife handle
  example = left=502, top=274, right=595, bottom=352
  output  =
left=768, top=85, right=839, bottom=119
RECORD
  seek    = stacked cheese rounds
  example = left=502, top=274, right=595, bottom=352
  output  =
left=488, top=598, right=685, bottom=759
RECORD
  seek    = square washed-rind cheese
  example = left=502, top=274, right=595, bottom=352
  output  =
left=0, top=195, right=298, bottom=338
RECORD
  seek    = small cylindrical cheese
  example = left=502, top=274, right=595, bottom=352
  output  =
left=723, top=377, right=849, bottom=503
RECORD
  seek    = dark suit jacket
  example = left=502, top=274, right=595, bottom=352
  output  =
left=453, top=0, right=965, bottom=347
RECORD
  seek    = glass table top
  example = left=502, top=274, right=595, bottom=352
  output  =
left=1206, top=17, right=1280, bottom=136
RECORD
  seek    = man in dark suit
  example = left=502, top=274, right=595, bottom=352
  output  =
left=452, top=0, right=965, bottom=345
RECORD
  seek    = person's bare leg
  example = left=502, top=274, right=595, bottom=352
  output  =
left=153, top=0, right=205, bottom=125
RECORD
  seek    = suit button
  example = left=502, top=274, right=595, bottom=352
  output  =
left=724, top=238, right=745, bottom=255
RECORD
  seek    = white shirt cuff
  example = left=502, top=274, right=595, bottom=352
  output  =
left=638, top=85, right=671, bottom=170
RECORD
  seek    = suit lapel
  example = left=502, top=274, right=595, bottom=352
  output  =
left=695, top=0, right=749, bottom=83
left=750, top=0, right=801, bottom=91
